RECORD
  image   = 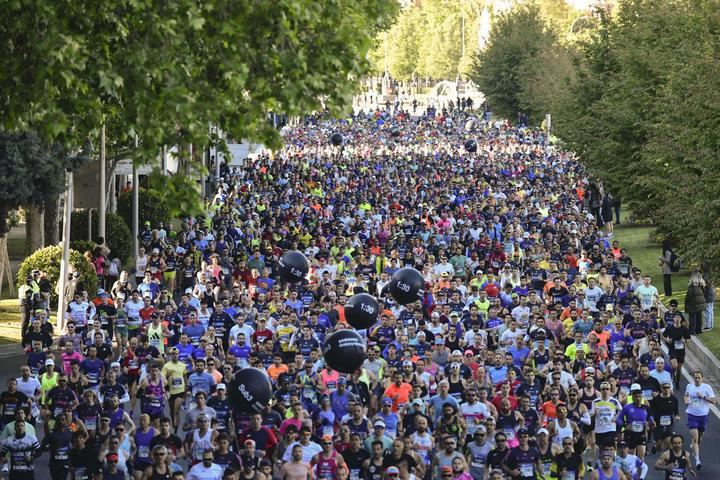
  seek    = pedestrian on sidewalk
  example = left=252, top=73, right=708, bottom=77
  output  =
left=684, top=271, right=707, bottom=335
left=702, top=262, right=715, bottom=331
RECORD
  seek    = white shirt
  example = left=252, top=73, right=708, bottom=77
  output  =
left=282, top=440, right=322, bottom=463
left=187, top=462, right=223, bottom=480
left=685, top=382, right=715, bottom=416
left=16, top=377, right=41, bottom=402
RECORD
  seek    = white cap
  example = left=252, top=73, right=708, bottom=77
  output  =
left=452, top=350, right=463, bottom=356
left=217, top=383, right=226, bottom=390
left=537, top=428, right=549, bottom=435
left=630, top=383, right=642, bottom=392
left=110, top=362, right=121, bottom=368
left=45, top=359, right=55, bottom=366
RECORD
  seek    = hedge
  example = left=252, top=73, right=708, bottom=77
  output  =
left=17, top=245, right=98, bottom=305
left=70, top=210, right=133, bottom=262
left=117, top=188, right=170, bottom=231
left=69, top=240, right=96, bottom=255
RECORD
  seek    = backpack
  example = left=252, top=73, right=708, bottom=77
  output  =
left=669, top=251, right=682, bottom=272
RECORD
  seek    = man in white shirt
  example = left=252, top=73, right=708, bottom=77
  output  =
left=187, top=448, right=223, bottom=480
left=684, top=371, right=716, bottom=470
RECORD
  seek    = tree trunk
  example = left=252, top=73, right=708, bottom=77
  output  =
left=108, top=175, right=117, bottom=213
left=44, top=195, right=60, bottom=246
left=26, top=205, right=45, bottom=253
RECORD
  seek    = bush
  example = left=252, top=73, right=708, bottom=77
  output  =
left=17, top=245, right=98, bottom=306
left=70, top=240, right=96, bottom=254
left=117, top=188, right=170, bottom=230
left=70, top=210, right=133, bottom=262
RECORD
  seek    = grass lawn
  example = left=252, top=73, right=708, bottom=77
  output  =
left=613, top=219, right=720, bottom=358
left=7, top=237, right=27, bottom=259
left=0, top=298, right=24, bottom=345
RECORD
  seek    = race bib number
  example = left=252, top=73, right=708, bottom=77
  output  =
left=674, top=340, right=685, bottom=350
left=660, top=415, right=672, bottom=426
left=172, top=377, right=183, bottom=387
left=598, top=411, right=613, bottom=425
left=138, top=446, right=150, bottom=458
left=691, top=396, right=703, bottom=408
left=519, top=463, right=534, bottom=477
left=630, top=420, right=644, bottom=432
left=504, top=428, right=516, bottom=441
left=85, top=418, right=96, bottom=430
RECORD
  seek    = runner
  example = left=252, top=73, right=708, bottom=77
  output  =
left=683, top=371, right=716, bottom=471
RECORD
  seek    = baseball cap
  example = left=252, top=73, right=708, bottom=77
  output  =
left=244, top=439, right=256, bottom=447
left=630, top=383, right=642, bottom=392
left=373, top=420, right=386, bottom=428
left=45, top=359, right=55, bottom=366
left=517, top=428, right=529, bottom=436
left=537, top=428, right=549, bottom=436
left=585, top=366, right=595, bottom=374
left=321, top=434, right=333, bottom=442
left=475, top=425, right=487, bottom=434
left=386, top=467, right=400, bottom=475
left=464, top=349, right=474, bottom=356
left=381, top=397, right=393, bottom=406
left=402, top=360, right=413, bottom=367
left=618, top=440, right=628, bottom=447
left=216, top=383, right=226, bottom=390
left=440, top=466, right=453, bottom=474
left=431, top=311, right=440, bottom=318
left=110, top=361, right=121, bottom=368
left=452, top=350, right=463, bottom=356
left=412, top=398, right=423, bottom=406
left=337, top=377, right=347, bottom=385
left=435, top=338, right=445, bottom=345
left=106, top=453, right=119, bottom=462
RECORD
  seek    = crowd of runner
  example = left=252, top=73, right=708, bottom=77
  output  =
left=4, top=107, right=717, bottom=480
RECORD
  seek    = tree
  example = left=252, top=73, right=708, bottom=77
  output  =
left=0, top=1, right=399, bottom=218
left=471, top=2, right=563, bottom=121
left=555, top=0, right=720, bottom=272
left=117, top=188, right=170, bottom=232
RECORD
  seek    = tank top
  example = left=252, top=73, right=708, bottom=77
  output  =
left=108, top=408, right=125, bottom=430
left=150, top=464, right=172, bottom=480
left=165, top=254, right=176, bottom=272
left=320, top=370, right=339, bottom=393
left=598, top=466, right=620, bottom=480
left=666, top=450, right=689, bottom=480
left=553, top=452, right=582, bottom=480
left=552, top=419, right=574, bottom=446
left=538, top=444, right=554, bottom=479
left=147, top=323, right=165, bottom=354
left=365, top=459, right=384, bottom=480
left=580, top=389, right=597, bottom=411
left=143, top=379, right=165, bottom=414
left=41, top=372, right=59, bottom=402
left=134, top=428, right=156, bottom=465
left=497, top=412, right=519, bottom=446
left=316, top=450, right=338, bottom=480
left=411, top=431, right=433, bottom=465
left=192, top=429, right=214, bottom=461
left=448, top=378, right=464, bottom=400
left=533, top=348, right=551, bottom=369
left=566, top=402, right=582, bottom=426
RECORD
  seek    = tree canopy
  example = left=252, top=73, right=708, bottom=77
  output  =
left=473, top=0, right=720, bottom=272
left=0, top=0, right=399, bottom=212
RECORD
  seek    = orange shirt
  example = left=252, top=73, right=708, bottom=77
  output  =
left=383, top=382, right=413, bottom=412
left=267, top=363, right=289, bottom=383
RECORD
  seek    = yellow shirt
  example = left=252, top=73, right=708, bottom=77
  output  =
left=162, top=361, right=187, bottom=395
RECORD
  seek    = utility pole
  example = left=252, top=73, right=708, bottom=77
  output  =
left=57, top=169, right=73, bottom=332
left=132, top=135, right=139, bottom=258
left=99, top=123, right=106, bottom=239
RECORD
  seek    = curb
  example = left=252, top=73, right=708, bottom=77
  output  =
left=687, top=336, right=720, bottom=376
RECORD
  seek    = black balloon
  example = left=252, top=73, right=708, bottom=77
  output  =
left=389, top=267, right=425, bottom=305
left=323, top=329, right=366, bottom=374
left=344, top=293, right=380, bottom=330
left=228, top=367, right=273, bottom=413
left=464, top=139, right=478, bottom=153
left=278, top=250, right=309, bottom=283
left=330, top=132, right=344, bottom=146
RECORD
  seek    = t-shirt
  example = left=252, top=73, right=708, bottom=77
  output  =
left=634, top=285, right=658, bottom=310
left=685, top=383, right=715, bottom=417
left=162, top=361, right=188, bottom=395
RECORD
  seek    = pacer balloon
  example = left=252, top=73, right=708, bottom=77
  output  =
left=389, top=267, right=425, bottom=305
left=344, top=293, right=380, bottom=330
left=228, top=367, right=273, bottom=413
left=323, top=329, right=366, bottom=374
left=278, top=250, right=309, bottom=283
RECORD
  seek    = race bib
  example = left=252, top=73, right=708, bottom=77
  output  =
left=660, top=415, right=672, bottom=426
left=172, top=377, right=183, bottom=387
left=691, top=396, right=703, bottom=408
left=598, top=411, right=613, bottom=425
left=630, top=420, right=644, bottom=432
left=504, top=428, right=516, bottom=440
left=55, top=447, right=69, bottom=461
left=674, top=340, right=685, bottom=350
left=519, top=463, right=534, bottom=477
left=85, top=418, right=96, bottom=430
left=138, top=446, right=150, bottom=458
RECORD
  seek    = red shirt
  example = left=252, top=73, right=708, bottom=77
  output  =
left=491, top=394, right=518, bottom=411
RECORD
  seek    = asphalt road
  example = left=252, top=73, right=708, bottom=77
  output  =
left=0, top=353, right=718, bottom=479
